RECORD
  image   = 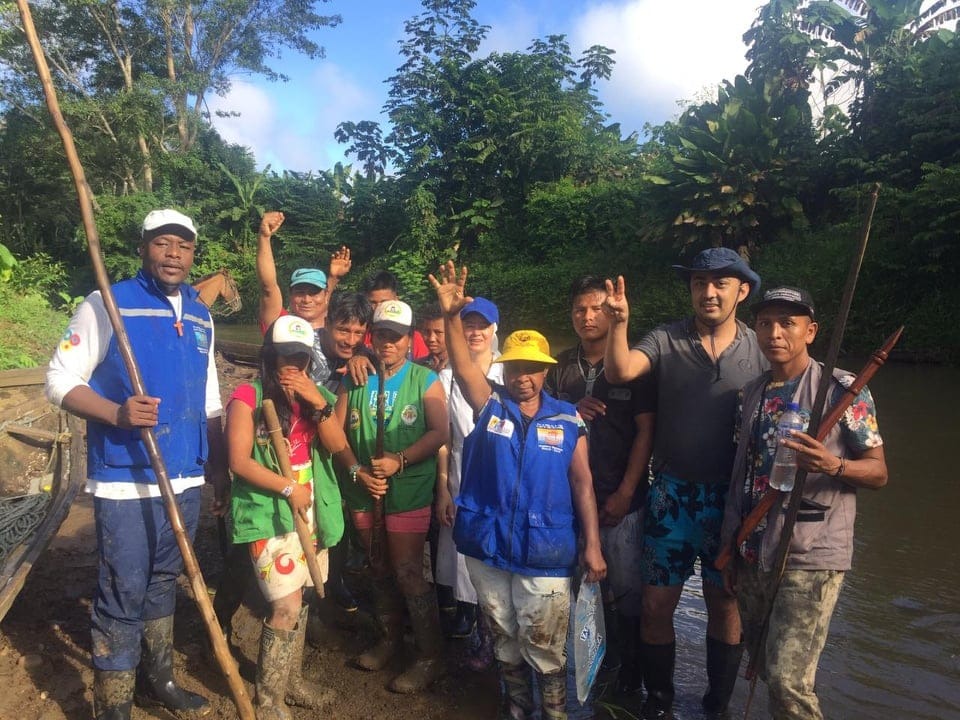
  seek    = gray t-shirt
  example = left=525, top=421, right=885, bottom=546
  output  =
left=634, top=317, right=767, bottom=484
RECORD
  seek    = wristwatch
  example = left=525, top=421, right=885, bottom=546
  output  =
left=281, top=483, right=296, bottom=498
left=311, top=404, right=334, bottom=423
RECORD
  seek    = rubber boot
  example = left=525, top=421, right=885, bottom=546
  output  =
left=499, top=661, right=534, bottom=720
left=538, top=668, right=568, bottom=720
left=93, top=668, right=135, bottom=720
left=134, top=615, right=209, bottom=715
left=388, top=590, right=445, bottom=693
left=285, top=605, right=335, bottom=708
left=324, top=539, right=359, bottom=612
left=615, top=614, right=644, bottom=697
left=211, top=542, right=252, bottom=656
left=702, top=637, right=744, bottom=717
left=640, top=641, right=675, bottom=720
left=355, top=576, right=402, bottom=671
left=447, top=601, right=477, bottom=639
left=255, top=621, right=296, bottom=720
left=600, top=602, right=622, bottom=677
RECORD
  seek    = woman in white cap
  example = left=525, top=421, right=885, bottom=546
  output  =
left=334, top=299, right=450, bottom=693
left=225, top=315, right=348, bottom=718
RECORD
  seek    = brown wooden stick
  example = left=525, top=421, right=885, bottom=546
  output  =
left=369, top=358, right=388, bottom=569
left=261, top=399, right=326, bottom=599
left=13, top=3, right=254, bottom=716
left=714, top=325, right=903, bottom=572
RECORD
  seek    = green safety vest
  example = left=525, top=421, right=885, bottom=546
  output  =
left=342, top=362, right=437, bottom=513
left=230, top=381, right=344, bottom=549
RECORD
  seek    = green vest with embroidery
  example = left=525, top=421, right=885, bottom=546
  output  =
left=342, top=362, right=436, bottom=513
left=230, top=381, right=344, bottom=548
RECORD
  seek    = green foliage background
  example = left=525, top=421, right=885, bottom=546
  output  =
left=1, top=0, right=959, bottom=369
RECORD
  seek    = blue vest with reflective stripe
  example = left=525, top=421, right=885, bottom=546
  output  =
left=453, top=387, right=581, bottom=577
left=87, top=271, right=212, bottom=482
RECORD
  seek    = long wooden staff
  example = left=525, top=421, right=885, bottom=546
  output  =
left=369, top=358, right=388, bottom=568
left=715, top=324, right=903, bottom=572
left=261, top=399, right=326, bottom=599
left=742, top=183, right=881, bottom=719
left=13, top=3, right=255, bottom=717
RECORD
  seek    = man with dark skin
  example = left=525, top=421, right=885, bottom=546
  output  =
left=720, top=287, right=887, bottom=720
left=545, top=275, right=655, bottom=697
left=46, top=209, right=227, bottom=720
left=603, top=248, right=766, bottom=719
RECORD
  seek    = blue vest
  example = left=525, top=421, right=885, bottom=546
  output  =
left=87, top=271, right=212, bottom=482
left=453, top=387, right=581, bottom=577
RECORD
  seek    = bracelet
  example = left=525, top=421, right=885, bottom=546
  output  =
left=831, top=457, right=846, bottom=478
left=397, top=451, right=407, bottom=475
left=311, top=404, right=334, bottom=424
left=281, top=482, right=296, bottom=498
left=348, top=462, right=361, bottom=484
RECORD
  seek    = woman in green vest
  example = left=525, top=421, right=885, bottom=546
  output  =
left=334, top=299, right=449, bottom=693
left=226, top=315, right=349, bottom=718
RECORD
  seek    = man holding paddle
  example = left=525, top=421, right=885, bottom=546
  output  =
left=46, top=209, right=226, bottom=719
left=720, top=287, right=887, bottom=720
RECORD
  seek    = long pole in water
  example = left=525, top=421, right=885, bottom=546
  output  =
left=742, top=183, right=880, bottom=719
left=13, top=3, right=255, bottom=717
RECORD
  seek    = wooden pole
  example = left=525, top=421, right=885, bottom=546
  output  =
left=13, top=3, right=254, bottom=717
left=369, top=359, right=388, bottom=569
left=260, top=399, right=327, bottom=598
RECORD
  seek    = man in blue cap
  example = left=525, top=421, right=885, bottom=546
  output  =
left=604, top=248, right=768, bottom=719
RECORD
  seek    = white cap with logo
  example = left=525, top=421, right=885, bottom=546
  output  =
left=372, top=300, right=413, bottom=335
left=270, top=315, right=314, bottom=355
left=141, top=209, right=197, bottom=241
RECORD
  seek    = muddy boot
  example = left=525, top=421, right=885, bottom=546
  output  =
left=134, top=616, right=210, bottom=715
left=93, top=668, right=135, bottom=720
left=255, top=621, right=295, bottom=720
left=615, top=614, right=644, bottom=697
left=355, top=576, right=402, bottom=671
left=211, top=543, right=251, bottom=656
left=388, top=590, right=445, bottom=693
left=600, top=602, right=622, bottom=678
left=285, top=605, right=335, bottom=709
left=702, top=637, right=744, bottom=717
left=538, top=668, right=568, bottom=720
left=640, top=642, right=675, bottom=720
left=499, top=661, right=534, bottom=720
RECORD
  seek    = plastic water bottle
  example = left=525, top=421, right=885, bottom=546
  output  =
left=769, top=402, right=804, bottom=491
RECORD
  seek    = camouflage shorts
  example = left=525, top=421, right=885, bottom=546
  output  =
left=736, top=562, right=845, bottom=720
left=640, top=472, right=727, bottom=587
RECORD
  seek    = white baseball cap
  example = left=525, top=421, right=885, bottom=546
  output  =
left=141, top=209, right=197, bottom=241
left=372, top=300, right=413, bottom=335
left=270, top=315, right=314, bottom=356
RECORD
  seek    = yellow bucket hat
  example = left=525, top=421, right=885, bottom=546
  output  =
left=495, top=330, right=557, bottom=365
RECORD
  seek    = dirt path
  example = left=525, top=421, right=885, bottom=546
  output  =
left=0, top=356, right=504, bottom=720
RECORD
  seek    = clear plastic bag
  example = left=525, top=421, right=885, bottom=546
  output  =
left=573, top=575, right=606, bottom=705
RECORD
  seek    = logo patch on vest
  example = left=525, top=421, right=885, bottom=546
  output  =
left=193, top=325, right=210, bottom=354
left=536, top=424, right=565, bottom=453
left=400, top=404, right=418, bottom=426
left=349, top=408, right=361, bottom=431
left=486, top=415, right=514, bottom=438
left=608, top=388, right=631, bottom=402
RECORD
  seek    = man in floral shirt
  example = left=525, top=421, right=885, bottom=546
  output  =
left=720, top=287, right=888, bottom=720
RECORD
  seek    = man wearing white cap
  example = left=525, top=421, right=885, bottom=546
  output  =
left=46, top=209, right=226, bottom=719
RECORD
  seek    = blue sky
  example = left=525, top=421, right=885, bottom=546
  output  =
left=209, top=0, right=766, bottom=172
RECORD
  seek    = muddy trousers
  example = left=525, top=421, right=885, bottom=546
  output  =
left=737, top=562, right=845, bottom=720
left=91, top=487, right=201, bottom=671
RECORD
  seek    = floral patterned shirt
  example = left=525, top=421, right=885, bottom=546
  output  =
left=733, top=374, right=882, bottom=563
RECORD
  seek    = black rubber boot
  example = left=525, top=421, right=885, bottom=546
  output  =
left=93, top=668, right=135, bottom=720
left=135, top=615, right=210, bottom=715
left=324, top=538, right=359, bottom=612
left=255, top=621, right=296, bottom=720
left=388, top=590, right=445, bottom=693
left=447, top=601, right=477, bottom=639
left=538, top=668, right=568, bottom=720
left=354, top=576, right=402, bottom=671
left=615, top=614, right=644, bottom=697
left=499, top=661, right=534, bottom=719
left=600, top=602, right=622, bottom=677
left=702, top=637, right=744, bottom=717
left=640, top=641, right=675, bottom=720
left=211, top=541, right=252, bottom=655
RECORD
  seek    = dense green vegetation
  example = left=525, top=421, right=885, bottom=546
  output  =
left=1, top=0, right=958, bottom=370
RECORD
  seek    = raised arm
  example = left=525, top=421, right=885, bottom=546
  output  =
left=428, top=262, right=491, bottom=414
left=602, top=275, right=652, bottom=383
left=326, top=245, right=351, bottom=296
left=257, top=210, right=286, bottom=330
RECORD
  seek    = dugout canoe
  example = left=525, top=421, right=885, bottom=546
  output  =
left=215, top=337, right=260, bottom=365
left=0, top=368, right=85, bottom=623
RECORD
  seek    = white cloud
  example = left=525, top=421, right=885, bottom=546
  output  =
left=571, top=0, right=763, bottom=134
left=208, top=64, right=379, bottom=172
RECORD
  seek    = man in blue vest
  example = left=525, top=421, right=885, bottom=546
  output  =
left=46, top=209, right=227, bottom=720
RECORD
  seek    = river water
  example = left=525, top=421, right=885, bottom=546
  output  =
left=215, top=324, right=960, bottom=718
